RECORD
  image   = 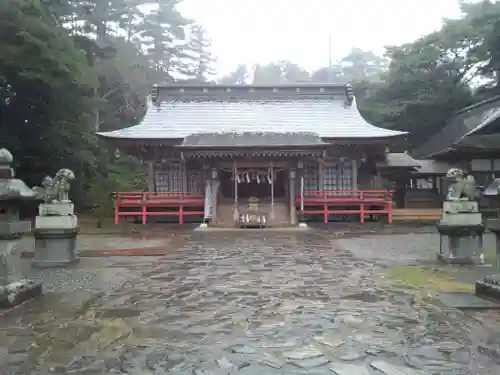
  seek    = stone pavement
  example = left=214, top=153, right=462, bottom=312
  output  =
left=1, top=230, right=500, bottom=374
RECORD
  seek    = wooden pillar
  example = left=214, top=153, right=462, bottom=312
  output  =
left=352, top=159, right=358, bottom=189
left=147, top=162, right=155, bottom=192
left=270, top=162, right=274, bottom=220
left=233, top=160, right=238, bottom=222
left=318, top=161, right=324, bottom=190
left=211, top=165, right=219, bottom=224
left=289, top=168, right=296, bottom=225
left=181, top=161, right=187, bottom=193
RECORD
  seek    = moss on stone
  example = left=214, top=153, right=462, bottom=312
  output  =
left=385, top=266, right=473, bottom=292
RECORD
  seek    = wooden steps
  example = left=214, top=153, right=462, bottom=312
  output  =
left=392, top=208, right=441, bottom=222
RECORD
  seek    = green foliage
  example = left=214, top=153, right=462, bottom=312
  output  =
left=86, top=156, right=148, bottom=218
left=0, top=0, right=98, bottom=194
left=386, top=266, right=473, bottom=292
left=0, top=0, right=213, bottom=214
left=358, top=0, right=500, bottom=151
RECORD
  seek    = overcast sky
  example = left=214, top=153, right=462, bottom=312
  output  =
left=178, top=0, right=464, bottom=75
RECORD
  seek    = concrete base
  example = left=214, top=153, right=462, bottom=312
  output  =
left=38, top=202, right=74, bottom=216
left=33, top=227, right=79, bottom=268
left=437, top=252, right=483, bottom=265
left=476, top=274, right=500, bottom=301
left=35, top=214, right=78, bottom=230
left=437, top=223, right=484, bottom=265
left=32, top=257, right=80, bottom=269
left=436, top=291, right=500, bottom=310
left=0, top=279, right=42, bottom=308
left=194, top=226, right=311, bottom=232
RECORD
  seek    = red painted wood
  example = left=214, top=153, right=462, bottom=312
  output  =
left=295, top=190, right=392, bottom=224
left=114, top=189, right=393, bottom=225
left=114, top=192, right=205, bottom=225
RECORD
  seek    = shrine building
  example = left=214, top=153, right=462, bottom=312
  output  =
left=97, top=83, right=408, bottom=227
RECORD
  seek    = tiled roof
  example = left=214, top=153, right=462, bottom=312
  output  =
left=97, top=97, right=406, bottom=141
left=181, top=132, right=327, bottom=147
left=382, top=152, right=421, bottom=168
left=413, top=96, right=500, bottom=158
left=414, top=159, right=453, bottom=175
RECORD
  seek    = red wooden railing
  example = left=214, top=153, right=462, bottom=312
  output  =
left=295, top=189, right=392, bottom=224
left=114, top=191, right=204, bottom=225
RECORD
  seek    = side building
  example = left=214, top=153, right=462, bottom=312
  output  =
left=97, top=83, right=408, bottom=227
left=390, top=95, right=500, bottom=212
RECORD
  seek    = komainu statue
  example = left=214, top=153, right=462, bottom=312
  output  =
left=445, top=168, right=478, bottom=201
left=32, top=168, right=75, bottom=203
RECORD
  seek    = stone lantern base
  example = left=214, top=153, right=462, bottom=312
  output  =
left=0, top=221, right=43, bottom=308
left=33, top=203, right=79, bottom=268
left=475, top=219, right=500, bottom=300
left=0, top=280, right=43, bottom=308
left=437, top=201, right=484, bottom=264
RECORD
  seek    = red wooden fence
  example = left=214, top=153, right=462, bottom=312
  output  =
left=114, top=189, right=392, bottom=225
left=114, top=192, right=204, bottom=225
left=295, top=189, right=392, bottom=224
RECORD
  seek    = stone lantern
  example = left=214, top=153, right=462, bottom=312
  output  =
left=476, top=178, right=500, bottom=300
left=436, top=168, right=484, bottom=264
left=0, top=148, right=42, bottom=308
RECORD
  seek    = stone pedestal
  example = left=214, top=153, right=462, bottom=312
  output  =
left=0, top=221, right=43, bottom=308
left=0, top=147, right=43, bottom=307
left=476, top=274, right=500, bottom=301
left=485, top=219, right=500, bottom=268
left=475, top=219, right=500, bottom=300
left=33, top=202, right=79, bottom=268
left=437, top=201, right=484, bottom=264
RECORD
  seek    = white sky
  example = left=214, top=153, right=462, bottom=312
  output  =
left=178, top=0, right=464, bottom=75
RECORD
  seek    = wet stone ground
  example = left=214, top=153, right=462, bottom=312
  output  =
left=2, top=231, right=500, bottom=374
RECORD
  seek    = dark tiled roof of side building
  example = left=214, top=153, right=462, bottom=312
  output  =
left=96, top=84, right=407, bottom=141
left=413, top=95, right=500, bottom=158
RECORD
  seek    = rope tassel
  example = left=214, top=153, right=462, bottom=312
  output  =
left=236, top=174, right=241, bottom=184
left=245, top=173, right=250, bottom=183
left=256, top=173, right=260, bottom=184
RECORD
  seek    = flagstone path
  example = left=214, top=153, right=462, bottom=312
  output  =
left=1, top=230, right=500, bottom=374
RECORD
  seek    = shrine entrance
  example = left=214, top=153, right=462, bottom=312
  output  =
left=219, top=168, right=287, bottom=200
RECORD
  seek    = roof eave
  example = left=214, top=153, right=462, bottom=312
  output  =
left=176, top=144, right=328, bottom=150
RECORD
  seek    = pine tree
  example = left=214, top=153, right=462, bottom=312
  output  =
left=141, top=1, right=192, bottom=82
left=183, top=24, right=217, bottom=82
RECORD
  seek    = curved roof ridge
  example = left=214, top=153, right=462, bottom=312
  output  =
left=97, top=92, right=406, bottom=140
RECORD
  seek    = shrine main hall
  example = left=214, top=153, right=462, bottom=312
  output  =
left=98, top=83, right=408, bottom=227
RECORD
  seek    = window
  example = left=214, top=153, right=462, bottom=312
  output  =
left=324, top=159, right=353, bottom=192
left=416, top=178, right=433, bottom=189
left=188, top=171, right=202, bottom=193
left=155, top=172, right=169, bottom=192
left=154, top=163, right=185, bottom=192
left=304, top=163, right=318, bottom=190
left=471, top=159, right=491, bottom=172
